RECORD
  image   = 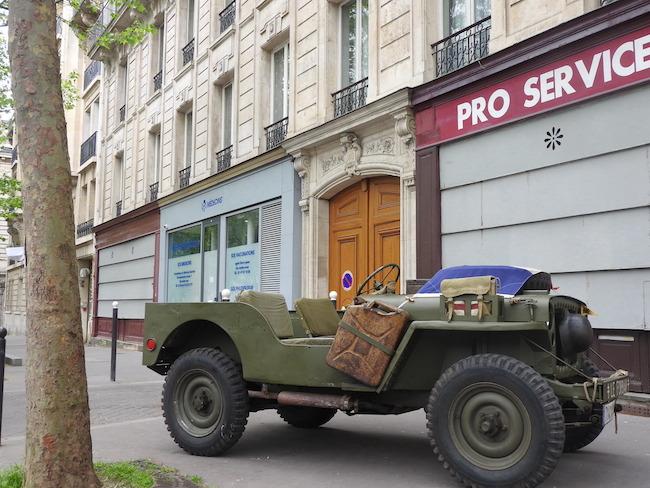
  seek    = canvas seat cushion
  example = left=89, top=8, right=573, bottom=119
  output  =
left=295, top=298, right=341, bottom=337
left=238, top=290, right=294, bottom=339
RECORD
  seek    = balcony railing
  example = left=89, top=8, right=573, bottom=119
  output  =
left=220, top=1, right=236, bottom=33
left=83, top=60, right=102, bottom=90
left=265, top=117, right=288, bottom=150
left=182, top=39, right=195, bottom=66
left=432, top=16, right=491, bottom=78
left=179, top=167, right=191, bottom=189
left=153, top=70, right=163, bottom=91
left=332, top=78, right=368, bottom=118
left=76, top=218, right=94, bottom=238
left=148, top=181, right=159, bottom=202
left=215, top=146, right=232, bottom=174
left=115, top=200, right=122, bottom=217
left=11, top=146, right=17, bottom=165
left=80, top=131, right=97, bottom=165
left=119, top=104, right=126, bottom=123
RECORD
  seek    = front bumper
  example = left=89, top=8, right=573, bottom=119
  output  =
left=548, top=369, right=630, bottom=404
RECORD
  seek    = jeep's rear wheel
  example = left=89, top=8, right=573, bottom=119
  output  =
left=163, top=348, right=249, bottom=456
left=563, top=358, right=605, bottom=453
left=277, top=406, right=336, bottom=428
left=426, top=354, right=565, bottom=488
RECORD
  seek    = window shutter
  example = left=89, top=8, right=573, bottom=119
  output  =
left=260, top=201, right=282, bottom=293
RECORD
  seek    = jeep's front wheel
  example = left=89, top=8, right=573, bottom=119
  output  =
left=426, top=354, right=565, bottom=488
left=278, top=406, right=336, bottom=428
left=162, top=348, right=249, bottom=456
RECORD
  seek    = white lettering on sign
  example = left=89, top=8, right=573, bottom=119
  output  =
left=454, top=31, right=650, bottom=131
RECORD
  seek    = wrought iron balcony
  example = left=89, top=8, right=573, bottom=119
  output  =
left=432, top=16, right=491, bottom=78
left=83, top=60, right=102, bottom=90
left=153, top=70, right=163, bottom=91
left=76, top=218, right=94, bottom=238
left=265, top=117, right=288, bottom=150
left=182, top=39, right=195, bottom=66
left=119, top=104, right=126, bottom=123
left=147, top=181, right=159, bottom=203
left=11, top=146, right=17, bottom=165
left=115, top=200, right=122, bottom=217
left=179, top=167, right=191, bottom=189
left=332, top=78, right=368, bottom=118
left=220, top=1, right=236, bottom=33
left=80, top=131, right=97, bottom=165
left=215, top=146, right=232, bottom=174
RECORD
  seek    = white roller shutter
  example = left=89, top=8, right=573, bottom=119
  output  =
left=260, top=201, right=282, bottom=293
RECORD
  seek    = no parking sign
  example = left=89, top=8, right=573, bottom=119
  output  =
left=341, top=270, right=354, bottom=291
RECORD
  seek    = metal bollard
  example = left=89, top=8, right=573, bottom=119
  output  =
left=0, top=327, right=6, bottom=445
left=110, top=301, right=118, bottom=382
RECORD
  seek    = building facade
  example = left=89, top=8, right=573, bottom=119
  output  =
left=72, top=0, right=636, bottom=344
left=413, top=0, right=650, bottom=391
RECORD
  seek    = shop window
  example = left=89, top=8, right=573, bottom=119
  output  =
left=202, top=219, right=220, bottom=301
left=340, top=0, right=368, bottom=87
left=167, top=225, right=202, bottom=302
left=225, top=208, right=260, bottom=296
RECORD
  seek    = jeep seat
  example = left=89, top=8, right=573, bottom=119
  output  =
left=295, top=298, right=340, bottom=337
left=238, top=290, right=294, bottom=339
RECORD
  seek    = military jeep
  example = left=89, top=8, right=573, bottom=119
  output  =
left=143, top=265, right=629, bottom=488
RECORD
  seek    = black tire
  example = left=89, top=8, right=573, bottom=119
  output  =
left=426, top=354, right=565, bottom=488
left=277, top=406, right=336, bottom=428
left=563, top=358, right=604, bottom=453
left=162, top=348, right=249, bottom=456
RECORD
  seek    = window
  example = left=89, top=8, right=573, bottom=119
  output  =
left=158, top=23, right=165, bottom=72
left=225, top=208, right=260, bottom=296
left=113, top=155, right=124, bottom=203
left=271, top=44, right=289, bottom=123
left=118, top=61, right=128, bottom=121
left=167, top=225, right=202, bottom=302
left=340, top=0, right=368, bottom=87
left=153, top=22, right=165, bottom=91
left=202, top=219, right=220, bottom=301
left=447, top=0, right=490, bottom=34
left=222, top=84, right=232, bottom=148
left=187, top=0, right=195, bottom=43
left=149, top=131, right=161, bottom=183
left=184, top=111, right=193, bottom=168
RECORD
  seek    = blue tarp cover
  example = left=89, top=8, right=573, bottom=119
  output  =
left=417, top=265, right=548, bottom=295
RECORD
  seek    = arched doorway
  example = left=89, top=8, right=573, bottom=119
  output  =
left=329, top=176, right=400, bottom=308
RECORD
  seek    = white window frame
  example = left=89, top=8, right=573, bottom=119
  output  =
left=151, top=131, right=161, bottom=183
left=158, top=22, right=166, bottom=73
left=445, top=0, right=491, bottom=35
left=222, top=83, right=233, bottom=149
left=184, top=110, right=193, bottom=168
left=187, top=0, right=195, bottom=43
left=270, top=43, right=289, bottom=124
left=339, top=0, right=368, bottom=88
left=114, top=156, right=124, bottom=202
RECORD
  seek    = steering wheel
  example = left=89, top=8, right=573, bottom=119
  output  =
left=356, top=264, right=400, bottom=296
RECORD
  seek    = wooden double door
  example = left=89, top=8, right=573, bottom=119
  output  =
left=329, top=177, right=401, bottom=308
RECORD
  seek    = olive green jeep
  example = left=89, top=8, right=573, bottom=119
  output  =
left=142, top=265, right=629, bottom=488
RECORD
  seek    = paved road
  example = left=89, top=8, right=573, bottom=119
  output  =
left=2, top=335, right=650, bottom=487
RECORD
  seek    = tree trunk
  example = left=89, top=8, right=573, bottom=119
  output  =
left=8, top=2, right=100, bottom=487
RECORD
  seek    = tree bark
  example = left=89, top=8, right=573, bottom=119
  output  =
left=8, top=2, right=100, bottom=487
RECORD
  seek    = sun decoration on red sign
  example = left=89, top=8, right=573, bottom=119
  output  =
left=544, top=127, right=564, bottom=151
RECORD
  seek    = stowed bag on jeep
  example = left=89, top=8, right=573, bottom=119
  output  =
left=326, top=301, right=410, bottom=386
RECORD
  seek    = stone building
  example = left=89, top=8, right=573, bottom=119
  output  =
left=71, top=0, right=632, bottom=339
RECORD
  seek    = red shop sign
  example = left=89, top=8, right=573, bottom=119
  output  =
left=416, top=26, right=650, bottom=148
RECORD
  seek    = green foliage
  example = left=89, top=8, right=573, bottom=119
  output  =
left=97, top=18, right=155, bottom=49
left=0, top=175, right=21, bottom=221
left=94, top=462, right=155, bottom=488
left=62, top=71, right=81, bottom=110
left=0, top=465, right=23, bottom=488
